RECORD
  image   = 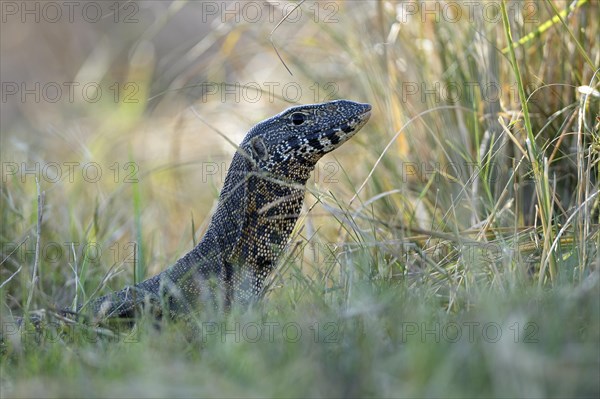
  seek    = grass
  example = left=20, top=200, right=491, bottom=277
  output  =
left=1, top=1, right=599, bottom=397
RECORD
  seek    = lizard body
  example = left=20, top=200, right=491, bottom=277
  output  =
left=84, top=100, right=371, bottom=321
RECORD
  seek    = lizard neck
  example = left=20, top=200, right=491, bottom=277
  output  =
left=171, top=152, right=310, bottom=307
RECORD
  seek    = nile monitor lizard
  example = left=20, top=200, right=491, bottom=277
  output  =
left=80, top=99, right=371, bottom=322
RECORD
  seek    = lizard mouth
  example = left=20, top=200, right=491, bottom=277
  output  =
left=340, top=108, right=371, bottom=137
left=309, top=105, right=371, bottom=150
left=350, top=105, right=372, bottom=131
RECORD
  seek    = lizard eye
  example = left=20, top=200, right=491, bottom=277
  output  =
left=250, top=137, right=269, bottom=160
left=290, top=112, right=306, bottom=126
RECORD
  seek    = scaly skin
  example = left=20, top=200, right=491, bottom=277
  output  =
left=83, top=100, right=371, bottom=322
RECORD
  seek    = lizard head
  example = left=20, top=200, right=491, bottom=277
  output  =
left=240, top=99, right=372, bottom=183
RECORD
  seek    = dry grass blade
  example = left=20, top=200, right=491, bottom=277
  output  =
left=24, top=179, right=44, bottom=314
